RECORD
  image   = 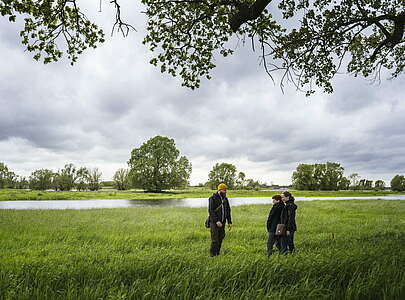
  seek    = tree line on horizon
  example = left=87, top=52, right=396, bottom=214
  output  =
left=1, top=136, right=405, bottom=192
left=291, top=162, right=405, bottom=191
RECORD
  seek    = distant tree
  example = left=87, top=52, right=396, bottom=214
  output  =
left=338, top=177, right=351, bottom=190
left=236, top=172, right=246, bottom=189
left=292, top=164, right=317, bottom=190
left=349, top=173, right=361, bottom=190
left=374, top=180, right=386, bottom=191
left=358, top=179, right=373, bottom=190
left=0, top=162, right=17, bottom=189
left=322, top=162, right=344, bottom=190
left=128, top=136, right=192, bottom=192
left=15, top=176, right=29, bottom=189
left=113, top=168, right=131, bottom=190
left=293, top=162, right=346, bottom=190
left=245, top=178, right=261, bottom=191
left=55, top=163, right=79, bottom=191
left=207, top=163, right=237, bottom=190
left=87, top=168, right=102, bottom=191
left=391, top=175, right=405, bottom=192
left=75, top=167, right=90, bottom=191
left=29, top=169, right=54, bottom=190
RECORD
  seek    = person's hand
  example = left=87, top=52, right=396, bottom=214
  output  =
left=286, top=231, right=290, bottom=236
left=228, top=224, right=232, bottom=231
left=216, top=221, right=223, bottom=228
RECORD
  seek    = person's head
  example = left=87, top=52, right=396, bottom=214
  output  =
left=217, top=183, right=228, bottom=196
left=272, top=194, right=282, bottom=204
left=281, top=191, right=294, bottom=202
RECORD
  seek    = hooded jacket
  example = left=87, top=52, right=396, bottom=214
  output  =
left=281, top=199, right=298, bottom=231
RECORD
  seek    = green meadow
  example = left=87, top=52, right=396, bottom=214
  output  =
left=1, top=200, right=404, bottom=299
left=0, top=188, right=403, bottom=201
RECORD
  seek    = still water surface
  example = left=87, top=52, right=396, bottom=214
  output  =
left=1, top=195, right=405, bottom=210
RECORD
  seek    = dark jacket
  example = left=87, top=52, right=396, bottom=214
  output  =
left=281, top=200, right=297, bottom=231
left=266, top=201, right=285, bottom=233
left=208, top=192, right=232, bottom=224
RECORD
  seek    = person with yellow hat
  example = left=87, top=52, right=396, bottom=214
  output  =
left=208, top=183, right=233, bottom=256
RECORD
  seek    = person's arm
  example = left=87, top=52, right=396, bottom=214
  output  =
left=208, top=196, right=219, bottom=223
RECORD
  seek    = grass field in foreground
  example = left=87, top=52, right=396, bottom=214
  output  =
left=1, top=200, right=405, bottom=299
left=0, top=188, right=403, bottom=201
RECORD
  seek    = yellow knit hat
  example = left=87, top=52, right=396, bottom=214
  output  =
left=217, top=183, right=228, bottom=191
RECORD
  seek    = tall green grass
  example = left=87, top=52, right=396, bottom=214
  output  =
left=0, top=188, right=402, bottom=201
left=1, top=200, right=404, bottom=299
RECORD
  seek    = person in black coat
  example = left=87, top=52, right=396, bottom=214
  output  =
left=266, top=195, right=285, bottom=256
left=280, top=191, right=298, bottom=254
left=208, top=183, right=232, bottom=257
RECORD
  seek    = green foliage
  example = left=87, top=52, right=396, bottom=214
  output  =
left=391, top=175, right=405, bottom=191
left=0, top=162, right=16, bottom=189
left=87, top=168, right=102, bottom=191
left=1, top=200, right=405, bottom=299
left=358, top=178, right=374, bottom=190
left=207, top=162, right=237, bottom=189
left=128, top=136, right=192, bottom=192
left=54, top=163, right=78, bottom=191
left=0, top=0, right=105, bottom=65
left=3, top=0, right=403, bottom=93
left=338, top=177, right=351, bottom=190
left=29, top=168, right=55, bottom=190
left=374, top=180, right=386, bottom=191
left=292, top=162, right=346, bottom=190
left=113, top=168, right=131, bottom=190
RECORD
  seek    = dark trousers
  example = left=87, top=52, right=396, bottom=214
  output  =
left=280, top=231, right=295, bottom=254
left=267, top=232, right=281, bottom=255
left=210, top=222, right=225, bottom=256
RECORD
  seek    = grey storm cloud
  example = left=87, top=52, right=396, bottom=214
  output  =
left=0, top=3, right=405, bottom=185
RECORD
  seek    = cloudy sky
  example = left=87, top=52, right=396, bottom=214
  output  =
left=1, top=1, right=404, bottom=185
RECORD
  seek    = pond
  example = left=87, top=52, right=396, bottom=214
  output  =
left=1, top=195, right=405, bottom=210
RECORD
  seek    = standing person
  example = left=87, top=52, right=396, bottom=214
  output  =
left=266, top=194, right=285, bottom=256
left=280, top=191, right=298, bottom=254
left=208, top=183, right=232, bottom=257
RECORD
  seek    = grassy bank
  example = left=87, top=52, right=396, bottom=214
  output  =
left=1, top=200, right=404, bottom=299
left=0, top=188, right=403, bottom=201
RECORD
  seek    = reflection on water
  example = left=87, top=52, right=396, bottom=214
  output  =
left=1, top=195, right=405, bottom=210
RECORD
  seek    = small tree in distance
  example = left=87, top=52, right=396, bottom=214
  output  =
left=113, top=169, right=131, bottom=190
left=207, top=163, right=237, bottom=190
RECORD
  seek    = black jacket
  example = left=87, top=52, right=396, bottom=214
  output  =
left=266, top=202, right=285, bottom=233
left=281, top=200, right=297, bottom=231
left=208, top=192, right=232, bottom=224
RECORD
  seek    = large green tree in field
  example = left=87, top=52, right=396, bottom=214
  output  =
left=391, top=175, right=405, bottom=191
left=207, top=163, right=237, bottom=189
left=128, top=136, right=192, bottom=192
left=1, top=0, right=403, bottom=94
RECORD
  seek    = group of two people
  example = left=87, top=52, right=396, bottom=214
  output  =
left=208, top=184, right=297, bottom=257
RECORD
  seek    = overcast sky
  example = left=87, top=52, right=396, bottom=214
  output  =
left=1, top=1, right=404, bottom=185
